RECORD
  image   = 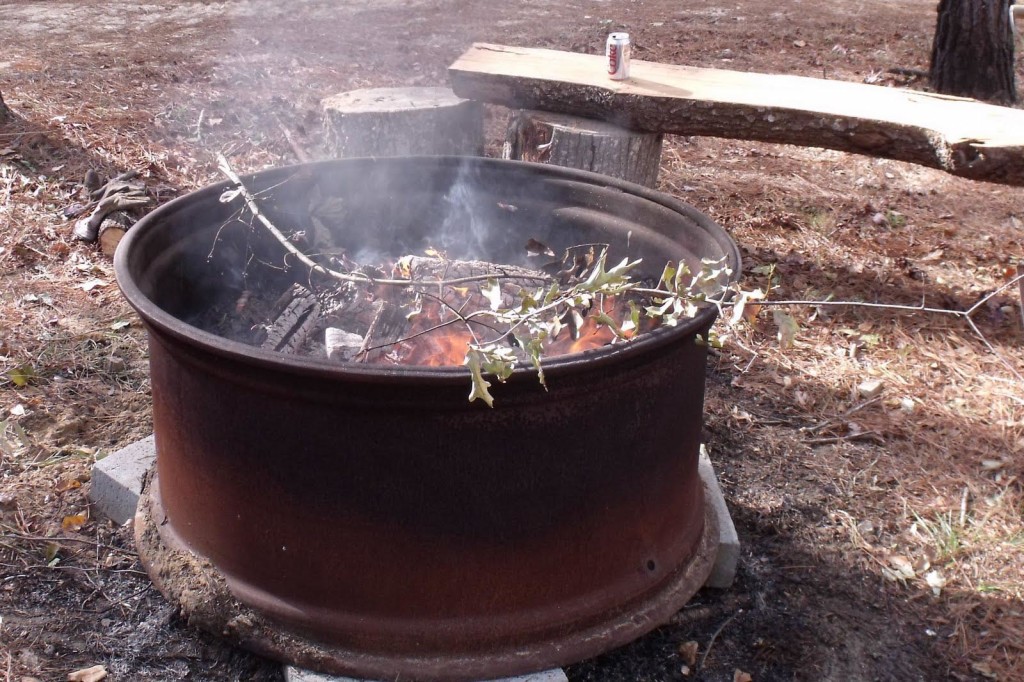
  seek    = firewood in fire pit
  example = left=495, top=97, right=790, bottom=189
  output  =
left=399, top=255, right=545, bottom=311
left=246, top=252, right=554, bottom=365
left=325, top=327, right=364, bottom=361
left=260, top=284, right=322, bottom=354
left=344, top=256, right=553, bottom=366
left=358, top=301, right=411, bottom=363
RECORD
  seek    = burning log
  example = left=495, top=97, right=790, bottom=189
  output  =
left=322, top=87, right=483, bottom=158
left=504, top=110, right=663, bottom=188
left=234, top=245, right=576, bottom=369
left=324, top=327, right=364, bottom=361
left=260, top=284, right=322, bottom=354
left=358, top=301, right=412, bottom=363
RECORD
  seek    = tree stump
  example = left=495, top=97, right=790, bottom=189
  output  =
left=503, top=110, right=663, bottom=188
left=322, top=87, right=483, bottom=158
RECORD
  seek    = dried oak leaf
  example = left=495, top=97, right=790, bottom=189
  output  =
left=61, top=512, right=88, bottom=532
left=678, top=640, right=699, bottom=666
left=55, top=478, right=82, bottom=493
left=67, top=665, right=107, bottom=682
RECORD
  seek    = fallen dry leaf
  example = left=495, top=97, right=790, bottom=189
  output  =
left=773, top=309, right=799, bottom=349
left=679, top=639, right=699, bottom=666
left=61, top=512, right=88, bottom=532
left=79, top=279, right=109, bottom=292
left=734, top=669, right=753, bottom=682
left=888, top=554, right=916, bottom=580
left=55, top=478, right=82, bottom=493
left=67, top=665, right=107, bottom=682
left=925, top=569, right=947, bottom=596
left=525, top=237, right=554, bottom=258
left=971, top=661, right=997, bottom=679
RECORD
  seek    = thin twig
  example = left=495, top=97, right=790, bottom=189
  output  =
left=419, top=291, right=502, bottom=340
left=1017, top=264, right=1024, bottom=332
left=0, top=531, right=135, bottom=555
left=805, top=430, right=883, bottom=445
left=275, top=115, right=311, bottom=163
left=698, top=609, right=742, bottom=672
left=806, top=396, right=884, bottom=434
left=216, top=154, right=551, bottom=289
left=639, top=274, right=1024, bottom=381
left=194, top=108, right=205, bottom=142
left=17, top=564, right=147, bottom=577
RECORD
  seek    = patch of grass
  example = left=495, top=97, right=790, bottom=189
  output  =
left=912, top=510, right=965, bottom=564
left=801, top=205, right=836, bottom=234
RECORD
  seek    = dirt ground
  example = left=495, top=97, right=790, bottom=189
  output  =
left=2, top=0, right=1023, bottom=680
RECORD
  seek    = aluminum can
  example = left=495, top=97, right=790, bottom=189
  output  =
left=606, top=32, right=631, bottom=80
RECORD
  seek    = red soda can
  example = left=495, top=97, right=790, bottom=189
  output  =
left=606, top=32, right=631, bottom=80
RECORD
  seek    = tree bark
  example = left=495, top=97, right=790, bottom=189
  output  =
left=0, top=89, right=10, bottom=123
left=930, top=0, right=1017, bottom=104
left=503, top=110, right=663, bottom=187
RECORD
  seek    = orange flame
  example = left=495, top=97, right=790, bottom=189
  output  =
left=397, top=327, right=477, bottom=367
left=363, top=290, right=638, bottom=368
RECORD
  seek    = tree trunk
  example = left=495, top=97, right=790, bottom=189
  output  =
left=0, top=89, right=9, bottom=122
left=930, top=0, right=1017, bottom=103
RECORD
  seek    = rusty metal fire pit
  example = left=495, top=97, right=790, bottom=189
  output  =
left=115, top=157, right=741, bottom=681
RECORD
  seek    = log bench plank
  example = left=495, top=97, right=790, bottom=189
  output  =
left=450, top=43, right=1024, bottom=186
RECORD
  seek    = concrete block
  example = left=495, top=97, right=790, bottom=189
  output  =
left=89, top=434, right=156, bottom=525
left=285, top=667, right=567, bottom=682
left=699, top=447, right=740, bottom=589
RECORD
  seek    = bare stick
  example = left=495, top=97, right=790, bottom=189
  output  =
left=805, top=430, right=884, bottom=445
left=0, top=531, right=135, bottom=556
left=806, top=396, right=884, bottom=434
left=421, top=291, right=503, bottom=333
left=359, top=317, right=464, bottom=354
left=698, top=609, right=742, bottom=673
left=275, top=115, right=312, bottom=163
left=638, top=274, right=1024, bottom=381
left=1017, top=264, right=1024, bottom=332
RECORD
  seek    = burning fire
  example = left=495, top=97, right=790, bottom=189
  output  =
left=365, top=295, right=630, bottom=368
left=392, top=327, right=477, bottom=367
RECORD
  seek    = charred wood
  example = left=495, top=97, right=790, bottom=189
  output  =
left=260, top=284, right=322, bottom=354
left=358, top=301, right=411, bottom=362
